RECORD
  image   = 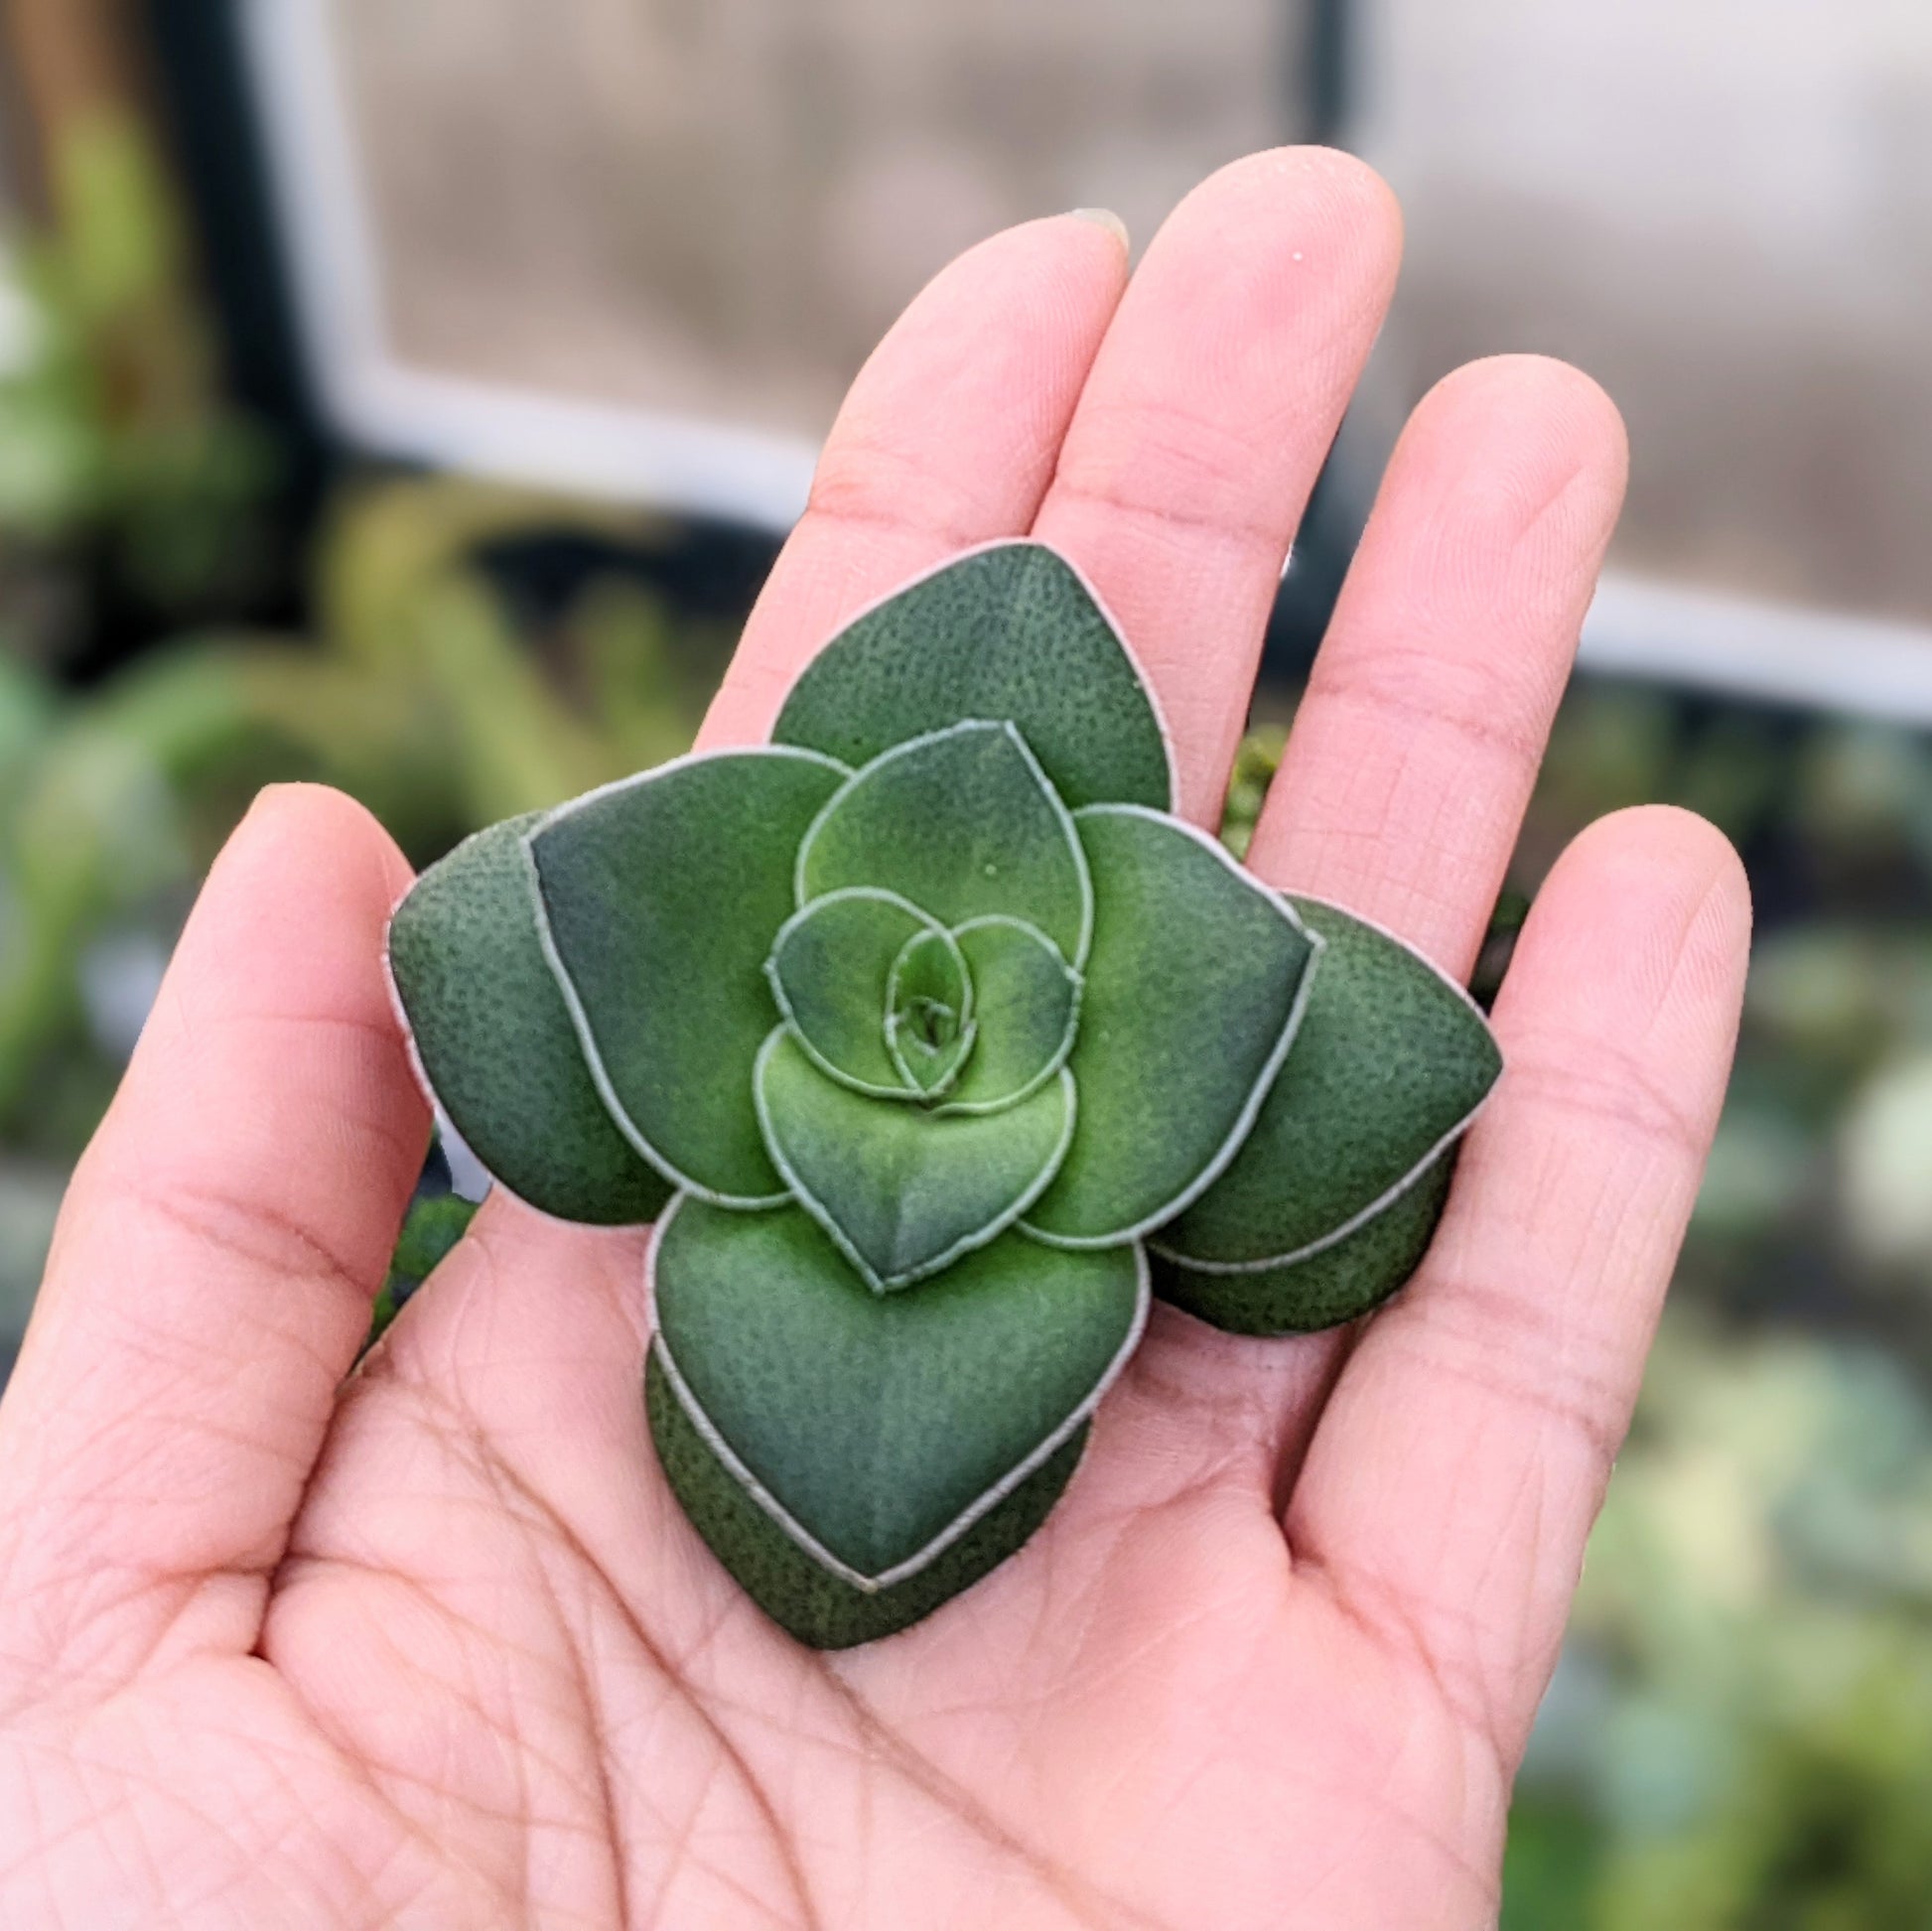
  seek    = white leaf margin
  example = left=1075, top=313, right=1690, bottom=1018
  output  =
left=379, top=816, right=673, bottom=1231
left=1147, top=892, right=1503, bottom=1277
left=767, top=534, right=1181, bottom=817
left=522, top=742, right=850, bottom=1211
left=792, top=717, right=1097, bottom=973
left=753, top=1027, right=1078, bottom=1293
left=645, top=1193, right=1151, bottom=1594
left=1021, top=805, right=1325, bottom=1250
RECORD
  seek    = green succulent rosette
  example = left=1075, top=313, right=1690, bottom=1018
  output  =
left=386, top=542, right=1502, bottom=1648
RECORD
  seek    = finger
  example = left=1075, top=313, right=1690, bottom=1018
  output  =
left=1285, top=807, right=1750, bottom=1762
left=1248, top=354, right=1629, bottom=977
left=1031, top=148, right=1403, bottom=823
left=1123, top=357, right=1627, bottom=1470
left=700, top=210, right=1131, bottom=748
left=0, top=786, right=428, bottom=1685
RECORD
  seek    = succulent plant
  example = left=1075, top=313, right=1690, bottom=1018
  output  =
left=386, top=543, right=1501, bottom=1647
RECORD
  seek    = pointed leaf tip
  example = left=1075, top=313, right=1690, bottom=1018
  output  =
left=650, top=1200, right=1146, bottom=1586
left=1024, top=807, right=1318, bottom=1246
left=772, top=542, right=1173, bottom=812
left=797, top=720, right=1093, bottom=966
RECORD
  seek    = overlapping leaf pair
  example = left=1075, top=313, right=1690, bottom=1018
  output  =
left=387, top=544, right=1502, bottom=1647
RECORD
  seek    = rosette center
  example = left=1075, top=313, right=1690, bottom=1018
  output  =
left=887, top=927, right=976, bottom=1094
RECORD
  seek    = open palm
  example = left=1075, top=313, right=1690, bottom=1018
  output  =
left=0, top=151, right=1748, bottom=1929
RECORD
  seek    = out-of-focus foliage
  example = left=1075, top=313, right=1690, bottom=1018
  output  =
left=0, top=108, right=721, bottom=1371
left=1507, top=1316, right=1932, bottom=1927
left=0, top=476, right=716, bottom=1162
left=365, top=1187, right=480, bottom=1350
left=1, top=114, right=1929, bottom=1889
left=0, top=474, right=718, bottom=1332
left=0, top=114, right=279, bottom=638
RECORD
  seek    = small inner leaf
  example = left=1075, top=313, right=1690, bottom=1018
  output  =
left=886, top=927, right=974, bottom=1095
left=756, top=1029, right=1073, bottom=1290
left=937, top=917, right=1081, bottom=1114
left=796, top=720, right=1093, bottom=967
left=767, top=888, right=936, bottom=1097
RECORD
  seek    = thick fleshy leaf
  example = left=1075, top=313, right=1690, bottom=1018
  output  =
left=772, top=540, right=1173, bottom=811
left=648, top=1353, right=1086, bottom=1649
left=529, top=748, right=847, bottom=1202
left=1024, top=807, right=1318, bottom=1245
left=386, top=817, right=672, bottom=1225
left=885, top=927, right=975, bottom=1094
left=650, top=1198, right=1146, bottom=1585
left=755, top=1030, right=1073, bottom=1288
left=1153, top=1153, right=1455, bottom=1335
left=1154, top=897, right=1500, bottom=1279
left=938, top=917, right=1081, bottom=1114
left=765, top=888, right=937, bottom=1097
left=796, top=721, right=1092, bottom=965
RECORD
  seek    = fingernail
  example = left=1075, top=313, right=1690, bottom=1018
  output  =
left=1068, top=207, right=1129, bottom=251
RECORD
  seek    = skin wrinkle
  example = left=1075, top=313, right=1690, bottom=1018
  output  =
left=811, top=1639, right=1169, bottom=1931
left=17, top=1725, right=363, bottom=1926
left=1303, top=650, right=1553, bottom=768
left=442, top=1416, right=819, bottom=1927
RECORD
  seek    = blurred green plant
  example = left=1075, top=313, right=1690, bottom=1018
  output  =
left=0, top=475, right=717, bottom=1160
left=1508, top=1313, right=1932, bottom=1927
left=0, top=112, right=279, bottom=634
left=365, top=1187, right=480, bottom=1350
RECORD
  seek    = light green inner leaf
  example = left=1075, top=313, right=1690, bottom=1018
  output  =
left=771, top=540, right=1174, bottom=812
left=766, top=888, right=937, bottom=1097
left=1155, top=897, right=1501, bottom=1268
left=937, top=916, right=1081, bottom=1114
left=529, top=747, right=846, bottom=1203
left=1024, top=806, right=1319, bottom=1246
left=651, top=1199, right=1147, bottom=1583
left=796, top=720, right=1093, bottom=967
left=886, top=926, right=975, bottom=1095
left=386, top=816, right=673, bottom=1226
left=756, top=1029, right=1074, bottom=1289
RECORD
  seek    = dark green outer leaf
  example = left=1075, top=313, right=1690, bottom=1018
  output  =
left=1155, top=896, right=1501, bottom=1268
left=650, top=1199, right=1146, bottom=1585
left=1023, top=807, right=1320, bottom=1246
left=386, top=816, right=673, bottom=1225
left=647, top=1353, right=1087, bottom=1650
left=771, top=541, right=1174, bottom=812
left=528, top=747, right=847, bottom=1204
left=1152, top=1153, right=1455, bottom=1335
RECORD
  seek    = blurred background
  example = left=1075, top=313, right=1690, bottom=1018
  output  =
left=3, top=2, right=1931, bottom=1920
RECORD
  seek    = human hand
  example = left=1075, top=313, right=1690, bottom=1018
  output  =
left=0, top=151, right=1748, bottom=1928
